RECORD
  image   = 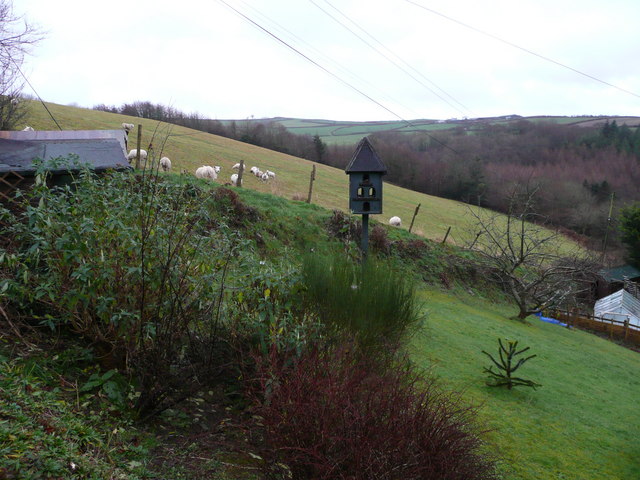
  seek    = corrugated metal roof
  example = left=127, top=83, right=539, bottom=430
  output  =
left=345, top=137, right=387, bottom=174
left=0, top=130, right=130, bottom=174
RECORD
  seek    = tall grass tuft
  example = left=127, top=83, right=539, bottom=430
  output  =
left=301, top=252, right=422, bottom=354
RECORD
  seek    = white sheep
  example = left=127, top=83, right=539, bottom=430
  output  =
left=260, top=172, right=269, bottom=182
left=389, top=216, right=402, bottom=227
left=214, top=165, right=221, bottom=174
left=232, top=163, right=241, bottom=170
left=127, top=149, right=148, bottom=164
left=121, top=123, right=135, bottom=133
left=22, top=126, right=34, bottom=131
left=195, top=165, right=217, bottom=180
left=266, top=170, right=276, bottom=179
left=160, top=157, right=172, bottom=172
left=230, top=173, right=242, bottom=186
left=250, top=166, right=259, bottom=175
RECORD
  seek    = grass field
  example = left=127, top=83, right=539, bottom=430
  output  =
left=411, top=287, right=640, bottom=480
left=23, top=100, right=546, bottom=247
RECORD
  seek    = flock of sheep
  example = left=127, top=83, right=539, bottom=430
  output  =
left=121, top=123, right=402, bottom=227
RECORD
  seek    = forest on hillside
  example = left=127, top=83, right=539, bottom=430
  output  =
left=95, top=101, right=640, bottom=252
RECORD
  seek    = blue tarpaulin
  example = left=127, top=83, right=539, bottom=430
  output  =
left=534, top=312, right=568, bottom=327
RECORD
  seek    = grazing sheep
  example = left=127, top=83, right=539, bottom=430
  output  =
left=195, top=165, right=217, bottom=180
left=22, top=126, right=34, bottom=131
left=160, top=157, right=172, bottom=172
left=230, top=173, right=242, bottom=186
left=232, top=163, right=240, bottom=170
left=260, top=172, right=269, bottom=182
left=266, top=170, right=276, bottom=179
left=254, top=169, right=264, bottom=178
left=250, top=166, right=259, bottom=175
left=127, top=149, right=148, bottom=164
left=389, top=216, right=402, bottom=227
left=121, top=123, right=135, bottom=133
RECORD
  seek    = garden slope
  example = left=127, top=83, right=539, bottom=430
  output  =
left=23, top=101, right=573, bottom=248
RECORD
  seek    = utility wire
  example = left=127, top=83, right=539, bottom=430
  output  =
left=236, top=0, right=422, bottom=119
left=9, top=55, right=63, bottom=130
left=405, top=0, right=640, bottom=100
left=216, top=0, right=459, bottom=154
left=315, top=0, right=472, bottom=116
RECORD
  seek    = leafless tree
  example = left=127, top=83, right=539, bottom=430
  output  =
left=467, top=187, right=597, bottom=320
left=0, top=0, right=42, bottom=130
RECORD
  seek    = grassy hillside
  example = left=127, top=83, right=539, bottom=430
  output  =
left=411, top=288, right=640, bottom=480
left=21, top=101, right=518, bottom=246
left=1, top=160, right=637, bottom=478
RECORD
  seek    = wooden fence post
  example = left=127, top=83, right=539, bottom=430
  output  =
left=237, top=159, right=244, bottom=187
left=442, top=226, right=451, bottom=244
left=306, top=164, right=316, bottom=203
left=135, top=124, right=142, bottom=170
left=408, top=203, right=421, bottom=233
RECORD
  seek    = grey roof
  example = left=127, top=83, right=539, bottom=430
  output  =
left=600, top=264, right=640, bottom=283
left=0, top=130, right=130, bottom=174
left=345, top=137, right=387, bottom=174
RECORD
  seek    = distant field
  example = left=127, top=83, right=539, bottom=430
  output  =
left=226, top=114, right=640, bottom=146
left=22, top=101, right=583, bottom=250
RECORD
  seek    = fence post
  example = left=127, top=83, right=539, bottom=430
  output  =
left=306, top=164, right=316, bottom=204
left=408, top=203, right=421, bottom=233
left=442, top=226, right=451, bottom=244
left=135, top=125, right=142, bottom=170
left=237, top=159, right=244, bottom=188
left=624, top=319, right=629, bottom=341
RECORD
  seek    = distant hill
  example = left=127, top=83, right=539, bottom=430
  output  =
left=220, top=115, right=640, bottom=146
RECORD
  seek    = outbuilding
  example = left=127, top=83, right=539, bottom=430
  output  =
left=594, top=288, right=640, bottom=328
left=0, top=129, right=130, bottom=204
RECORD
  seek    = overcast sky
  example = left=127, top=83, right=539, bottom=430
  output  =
left=14, top=0, right=640, bottom=121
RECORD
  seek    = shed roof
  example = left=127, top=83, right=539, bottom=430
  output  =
left=345, top=137, right=387, bottom=174
left=599, top=264, right=640, bottom=283
left=0, top=130, right=130, bottom=174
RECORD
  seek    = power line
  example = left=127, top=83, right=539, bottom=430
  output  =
left=9, top=55, right=63, bottom=130
left=236, top=0, right=422, bottom=118
left=216, top=0, right=459, bottom=154
left=315, top=0, right=472, bottom=116
left=404, top=0, right=640, bottom=101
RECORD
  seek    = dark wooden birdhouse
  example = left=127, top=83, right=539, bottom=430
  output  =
left=345, top=137, right=387, bottom=215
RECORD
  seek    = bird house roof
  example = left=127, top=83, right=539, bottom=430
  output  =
left=345, top=137, right=387, bottom=174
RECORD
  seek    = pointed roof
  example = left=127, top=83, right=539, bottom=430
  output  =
left=345, top=137, right=387, bottom=174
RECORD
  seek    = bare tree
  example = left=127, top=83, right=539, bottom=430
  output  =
left=467, top=187, right=596, bottom=320
left=0, top=0, right=41, bottom=130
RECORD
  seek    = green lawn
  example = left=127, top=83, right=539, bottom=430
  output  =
left=410, top=287, right=640, bottom=480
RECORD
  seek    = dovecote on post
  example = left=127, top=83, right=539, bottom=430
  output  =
left=345, top=137, right=387, bottom=215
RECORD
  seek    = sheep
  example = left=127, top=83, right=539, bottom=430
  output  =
left=213, top=165, right=221, bottom=174
left=254, top=169, right=263, bottom=178
left=195, top=165, right=217, bottom=180
left=160, top=157, right=171, bottom=172
left=121, top=123, right=135, bottom=133
left=230, top=173, right=242, bottom=186
left=127, top=148, right=148, bottom=164
left=266, top=170, right=276, bottom=179
left=232, top=163, right=242, bottom=170
left=250, top=166, right=259, bottom=175
left=389, top=216, right=402, bottom=227
left=22, top=126, right=34, bottom=131
left=260, top=172, right=269, bottom=182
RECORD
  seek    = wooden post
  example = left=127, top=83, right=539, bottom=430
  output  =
left=624, top=319, right=629, bottom=341
left=408, top=203, right=421, bottom=233
left=361, top=213, right=369, bottom=261
left=237, top=159, right=245, bottom=187
left=135, top=124, right=142, bottom=170
left=442, top=226, right=452, bottom=244
left=306, top=164, right=316, bottom=203
left=469, top=231, right=482, bottom=249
